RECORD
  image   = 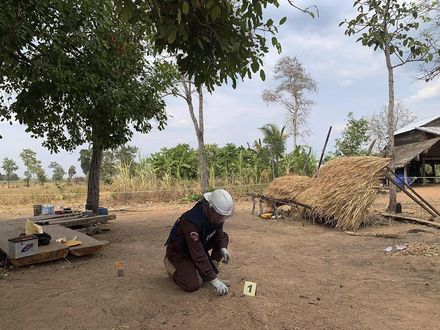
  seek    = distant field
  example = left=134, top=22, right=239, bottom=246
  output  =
left=0, top=180, right=266, bottom=219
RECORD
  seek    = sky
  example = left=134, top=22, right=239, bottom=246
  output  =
left=1, top=0, right=439, bottom=177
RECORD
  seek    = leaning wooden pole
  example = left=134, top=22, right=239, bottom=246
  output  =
left=384, top=173, right=438, bottom=219
left=248, top=193, right=313, bottom=211
left=382, top=213, right=440, bottom=229
left=316, top=126, right=332, bottom=177
left=386, top=166, right=440, bottom=217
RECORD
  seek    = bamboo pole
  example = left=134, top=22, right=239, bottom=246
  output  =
left=382, top=213, right=440, bottom=229
left=248, top=193, right=313, bottom=211
left=344, top=231, right=402, bottom=239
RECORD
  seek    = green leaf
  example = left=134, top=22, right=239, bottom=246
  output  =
left=120, top=0, right=135, bottom=22
left=196, top=38, right=204, bottom=50
left=251, top=61, right=259, bottom=73
left=211, top=5, right=221, bottom=20
left=167, top=28, right=177, bottom=44
left=182, top=1, right=190, bottom=15
left=279, top=17, right=287, bottom=25
left=259, top=69, right=266, bottom=81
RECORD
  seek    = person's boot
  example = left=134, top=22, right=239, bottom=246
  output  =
left=164, top=257, right=176, bottom=277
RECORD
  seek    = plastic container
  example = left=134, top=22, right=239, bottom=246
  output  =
left=98, top=207, right=108, bottom=215
left=33, top=205, right=42, bottom=216
left=396, top=174, right=412, bottom=189
left=41, top=204, right=55, bottom=215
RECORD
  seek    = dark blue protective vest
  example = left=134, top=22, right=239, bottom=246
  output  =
left=165, top=200, right=220, bottom=251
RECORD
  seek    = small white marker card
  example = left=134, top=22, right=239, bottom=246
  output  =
left=243, top=281, right=257, bottom=297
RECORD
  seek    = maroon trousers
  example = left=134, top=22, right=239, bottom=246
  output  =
left=166, top=235, right=229, bottom=292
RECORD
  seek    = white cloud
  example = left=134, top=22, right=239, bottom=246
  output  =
left=177, top=119, right=190, bottom=126
left=279, top=32, right=384, bottom=85
left=340, top=79, right=353, bottom=87
left=404, top=79, right=440, bottom=103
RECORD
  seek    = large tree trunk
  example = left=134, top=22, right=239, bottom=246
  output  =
left=385, top=46, right=397, bottom=212
left=197, top=136, right=209, bottom=193
left=293, top=99, right=299, bottom=150
left=86, top=144, right=103, bottom=214
left=197, top=87, right=209, bottom=192
left=182, top=77, right=209, bottom=193
left=293, top=124, right=297, bottom=151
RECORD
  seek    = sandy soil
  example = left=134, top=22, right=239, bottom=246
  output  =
left=1, top=186, right=440, bottom=330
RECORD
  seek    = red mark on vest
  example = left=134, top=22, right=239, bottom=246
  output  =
left=190, top=232, right=199, bottom=241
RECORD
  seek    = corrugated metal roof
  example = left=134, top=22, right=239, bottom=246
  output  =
left=394, top=137, right=440, bottom=167
left=417, top=126, right=440, bottom=136
left=394, top=115, right=440, bottom=135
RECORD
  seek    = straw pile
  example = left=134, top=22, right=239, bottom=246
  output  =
left=297, top=156, right=390, bottom=230
left=263, top=175, right=315, bottom=201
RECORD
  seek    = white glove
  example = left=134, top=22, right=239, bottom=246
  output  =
left=210, top=278, right=228, bottom=295
left=220, top=248, right=231, bottom=264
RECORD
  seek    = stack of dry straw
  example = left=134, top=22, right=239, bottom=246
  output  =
left=263, top=156, right=390, bottom=230
left=263, top=175, right=315, bottom=201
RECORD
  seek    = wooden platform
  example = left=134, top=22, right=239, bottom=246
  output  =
left=43, top=225, right=109, bottom=257
left=0, top=219, right=110, bottom=267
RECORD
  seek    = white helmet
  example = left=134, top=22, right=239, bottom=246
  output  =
left=204, top=189, right=234, bottom=216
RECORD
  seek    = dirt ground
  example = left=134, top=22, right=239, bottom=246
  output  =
left=1, top=186, right=440, bottom=330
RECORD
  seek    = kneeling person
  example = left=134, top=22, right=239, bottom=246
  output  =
left=164, top=189, right=233, bottom=295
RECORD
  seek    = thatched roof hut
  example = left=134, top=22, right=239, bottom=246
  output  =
left=297, top=156, right=390, bottom=230
left=263, top=157, right=390, bottom=230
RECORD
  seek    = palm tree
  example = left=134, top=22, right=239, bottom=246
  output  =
left=258, top=123, right=288, bottom=178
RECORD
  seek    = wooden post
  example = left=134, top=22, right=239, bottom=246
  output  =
left=433, top=161, right=440, bottom=183
left=421, top=154, right=426, bottom=185
left=316, top=126, right=332, bottom=178
left=403, top=165, right=408, bottom=190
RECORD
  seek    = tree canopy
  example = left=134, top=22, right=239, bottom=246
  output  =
left=139, top=0, right=288, bottom=90
left=335, top=112, right=370, bottom=157
left=1, top=0, right=312, bottom=211
left=1, top=1, right=174, bottom=153
left=262, top=56, right=317, bottom=149
left=341, top=0, right=435, bottom=67
left=369, top=101, right=416, bottom=153
left=49, top=162, right=65, bottom=181
left=258, top=123, right=288, bottom=177
left=2, top=157, right=18, bottom=186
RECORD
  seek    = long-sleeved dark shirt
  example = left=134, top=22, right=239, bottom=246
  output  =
left=166, top=218, right=228, bottom=281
